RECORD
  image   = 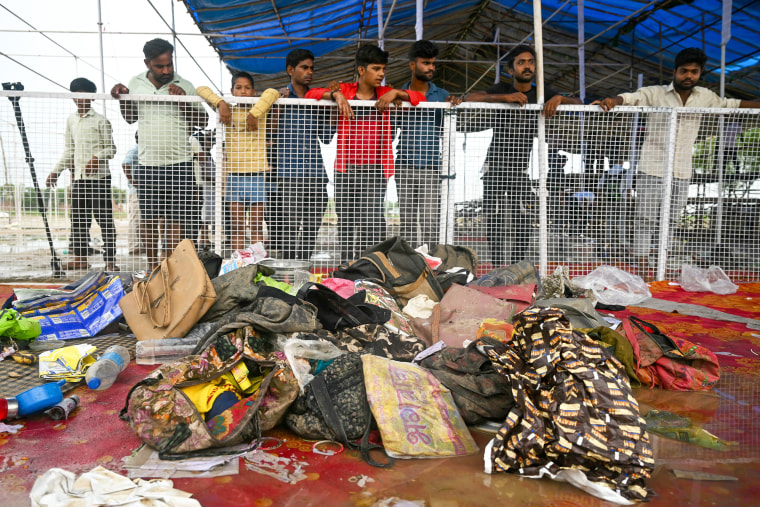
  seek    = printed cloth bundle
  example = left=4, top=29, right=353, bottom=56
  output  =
left=485, top=307, right=654, bottom=504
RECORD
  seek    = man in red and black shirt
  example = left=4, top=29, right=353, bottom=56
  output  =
left=307, top=45, right=425, bottom=261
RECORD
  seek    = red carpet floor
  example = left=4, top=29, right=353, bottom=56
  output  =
left=2, top=282, right=760, bottom=506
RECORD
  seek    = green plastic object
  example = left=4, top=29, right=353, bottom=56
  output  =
left=0, top=309, right=42, bottom=341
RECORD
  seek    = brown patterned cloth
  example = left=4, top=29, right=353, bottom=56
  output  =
left=486, top=307, right=654, bottom=502
left=0, top=334, right=137, bottom=399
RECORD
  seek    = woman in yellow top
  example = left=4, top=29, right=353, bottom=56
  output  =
left=197, top=72, right=280, bottom=250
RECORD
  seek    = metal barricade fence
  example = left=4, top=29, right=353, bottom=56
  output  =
left=0, top=90, right=758, bottom=282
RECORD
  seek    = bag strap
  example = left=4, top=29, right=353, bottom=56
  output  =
left=135, top=261, right=172, bottom=328
left=310, top=372, right=394, bottom=468
left=629, top=316, right=680, bottom=357
left=622, top=317, right=661, bottom=388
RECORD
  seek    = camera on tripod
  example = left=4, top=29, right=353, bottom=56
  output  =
left=2, top=82, right=25, bottom=91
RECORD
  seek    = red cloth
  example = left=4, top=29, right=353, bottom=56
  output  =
left=306, top=83, right=425, bottom=178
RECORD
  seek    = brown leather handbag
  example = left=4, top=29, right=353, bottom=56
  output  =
left=120, top=239, right=216, bottom=341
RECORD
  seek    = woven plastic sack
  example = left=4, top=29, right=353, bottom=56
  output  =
left=361, top=354, right=478, bottom=459
left=679, top=264, right=738, bottom=295
left=572, top=265, right=651, bottom=306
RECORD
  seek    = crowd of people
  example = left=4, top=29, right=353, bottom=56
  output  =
left=46, top=37, right=758, bottom=280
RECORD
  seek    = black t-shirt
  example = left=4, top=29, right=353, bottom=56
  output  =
left=481, top=82, right=560, bottom=175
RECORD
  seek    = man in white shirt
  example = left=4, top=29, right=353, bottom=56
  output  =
left=110, top=38, right=208, bottom=269
left=47, top=78, right=117, bottom=271
left=594, top=47, right=759, bottom=280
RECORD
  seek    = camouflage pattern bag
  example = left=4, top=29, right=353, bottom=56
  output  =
left=120, top=325, right=286, bottom=459
left=285, top=352, right=370, bottom=442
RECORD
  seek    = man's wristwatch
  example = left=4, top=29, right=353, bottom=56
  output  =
left=330, top=90, right=339, bottom=101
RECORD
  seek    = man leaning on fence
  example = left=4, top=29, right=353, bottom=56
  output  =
left=593, top=47, right=760, bottom=281
left=395, top=40, right=461, bottom=249
left=110, top=38, right=208, bottom=270
left=47, top=78, right=118, bottom=272
left=269, top=49, right=333, bottom=261
left=464, top=44, right=581, bottom=267
left=306, top=44, right=426, bottom=262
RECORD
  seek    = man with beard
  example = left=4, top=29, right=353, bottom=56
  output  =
left=395, top=40, right=461, bottom=248
left=111, top=38, right=207, bottom=269
left=269, top=49, right=333, bottom=260
left=464, top=45, right=580, bottom=267
left=594, top=47, right=758, bottom=281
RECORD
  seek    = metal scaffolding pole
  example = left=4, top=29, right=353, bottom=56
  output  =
left=416, top=0, right=423, bottom=40
left=715, top=0, right=732, bottom=257
left=534, top=0, right=548, bottom=278
left=97, top=0, right=105, bottom=94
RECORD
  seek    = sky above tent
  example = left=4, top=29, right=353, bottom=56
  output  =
left=181, top=0, right=760, bottom=99
left=1, top=1, right=758, bottom=99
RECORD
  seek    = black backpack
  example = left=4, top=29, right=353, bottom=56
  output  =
left=332, top=237, right=444, bottom=306
left=420, top=340, right=514, bottom=425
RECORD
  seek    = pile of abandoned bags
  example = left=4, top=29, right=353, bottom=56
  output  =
left=118, top=237, right=655, bottom=503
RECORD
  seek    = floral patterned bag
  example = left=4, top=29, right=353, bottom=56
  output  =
left=120, top=326, right=286, bottom=459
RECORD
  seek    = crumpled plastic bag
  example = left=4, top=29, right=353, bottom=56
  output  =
left=38, top=343, right=97, bottom=381
left=572, top=265, right=651, bottom=306
left=679, top=264, right=738, bottom=294
left=281, top=337, right=344, bottom=392
left=0, top=308, right=41, bottom=341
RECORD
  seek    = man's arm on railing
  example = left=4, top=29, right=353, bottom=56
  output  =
left=591, top=96, right=624, bottom=112
left=110, top=83, right=137, bottom=124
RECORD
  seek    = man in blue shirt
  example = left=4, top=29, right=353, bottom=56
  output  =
left=270, top=49, right=333, bottom=260
left=396, top=40, right=461, bottom=248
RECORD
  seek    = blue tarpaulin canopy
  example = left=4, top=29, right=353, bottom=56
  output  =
left=181, top=0, right=760, bottom=99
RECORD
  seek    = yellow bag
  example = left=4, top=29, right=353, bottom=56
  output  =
left=361, top=355, right=479, bottom=458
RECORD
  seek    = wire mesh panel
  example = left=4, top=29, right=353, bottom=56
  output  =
left=685, top=109, right=760, bottom=279
left=455, top=103, right=541, bottom=270
left=0, top=91, right=758, bottom=282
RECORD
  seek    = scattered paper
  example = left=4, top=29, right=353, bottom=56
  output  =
left=38, top=343, right=97, bottom=381
left=413, top=340, right=446, bottom=363
left=0, top=423, right=24, bottom=434
left=602, top=315, right=622, bottom=330
left=349, top=474, right=375, bottom=488
left=123, top=444, right=241, bottom=479
left=243, top=449, right=308, bottom=484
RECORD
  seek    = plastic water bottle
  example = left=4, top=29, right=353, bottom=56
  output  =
left=85, top=345, right=130, bottom=390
